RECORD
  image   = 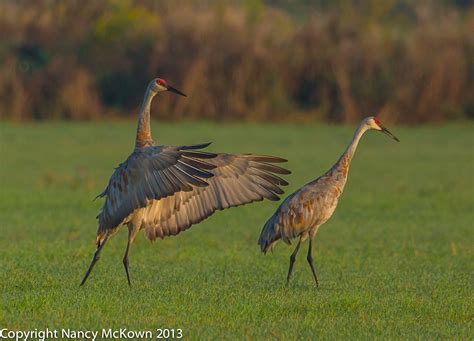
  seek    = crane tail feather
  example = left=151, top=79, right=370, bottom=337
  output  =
left=258, top=214, right=282, bottom=254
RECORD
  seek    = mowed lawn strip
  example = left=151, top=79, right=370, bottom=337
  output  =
left=0, top=121, right=472, bottom=339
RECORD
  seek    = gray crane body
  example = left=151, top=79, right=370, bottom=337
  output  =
left=258, top=116, right=399, bottom=285
left=80, top=78, right=291, bottom=286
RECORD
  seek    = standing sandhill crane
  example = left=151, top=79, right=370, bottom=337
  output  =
left=258, top=116, right=399, bottom=286
left=80, top=78, right=291, bottom=286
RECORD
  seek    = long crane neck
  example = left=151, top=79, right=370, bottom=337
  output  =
left=330, top=122, right=369, bottom=178
left=135, top=88, right=157, bottom=149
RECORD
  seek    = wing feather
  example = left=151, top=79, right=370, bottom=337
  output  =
left=96, top=144, right=217, bottom=232
left=143, top=154, right=291, bottom=240
left=98, top=144, right=291, bottom=241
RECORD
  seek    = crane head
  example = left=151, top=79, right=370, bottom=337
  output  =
left=367, top=116, right=399, bottom=142
left=151, top=78, right=187, bottom=97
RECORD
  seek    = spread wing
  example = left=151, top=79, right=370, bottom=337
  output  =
left=97, top=143, right=218, bottom=231
left=140, top=154, right=291, bottom=240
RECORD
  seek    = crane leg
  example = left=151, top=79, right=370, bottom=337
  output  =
left=286, top=240, right=301, bottom=286
left=306, top=239, right=319, bottom=287
left=123, top=228, right=133, bottom=287
left=80, top=235, right=109, bottom=286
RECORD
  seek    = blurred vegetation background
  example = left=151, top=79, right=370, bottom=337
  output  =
left=0, top=0, right=472, bottom=124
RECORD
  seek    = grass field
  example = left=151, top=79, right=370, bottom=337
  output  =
left=1, top=121, right=473, bottom=339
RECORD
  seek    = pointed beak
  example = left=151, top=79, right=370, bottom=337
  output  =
left=380, top=125, right=400, bottom=142
left=167, top=85, right=187, bottom=97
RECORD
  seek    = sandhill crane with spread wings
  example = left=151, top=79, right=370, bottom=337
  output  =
left=258, top=116, right=399, bottom=286
left=80, top=78, right=291, bottom=286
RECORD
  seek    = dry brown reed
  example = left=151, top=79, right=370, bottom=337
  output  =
left=0, top=0, right=472, bottom=124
